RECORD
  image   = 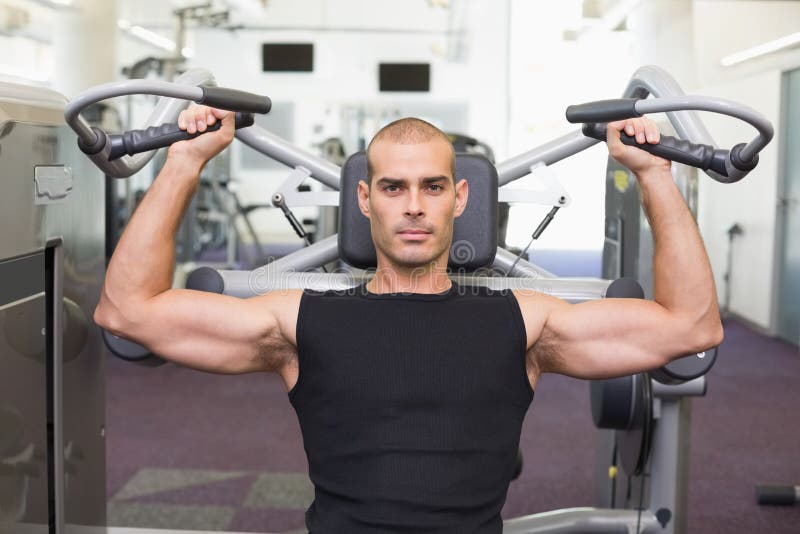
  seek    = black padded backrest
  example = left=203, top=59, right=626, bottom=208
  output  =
left=338, top=151, right=498, bottom=271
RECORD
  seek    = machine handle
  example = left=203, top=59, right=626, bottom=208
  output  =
left=566, top=95, right=772, bottom=183
left=107, top=112, right=255, bottom=160
left=581, top=123, right=732, bottom=177
left=198, top=86, right=272, bottom=114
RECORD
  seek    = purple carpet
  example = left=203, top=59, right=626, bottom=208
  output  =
left=106, top=317, right=800, bottom=532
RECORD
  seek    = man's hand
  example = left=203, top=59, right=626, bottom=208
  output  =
left=606, top=117, right=671, bottom=177
left=168, top=105, right=235, bottom=168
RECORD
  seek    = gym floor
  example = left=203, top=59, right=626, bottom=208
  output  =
left=105, top=318, right=799, bottom=533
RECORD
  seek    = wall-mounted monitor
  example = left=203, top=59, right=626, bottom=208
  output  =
left=379, top=63, right=430, bottom=92
left=262, top=43, right=314, bottom=72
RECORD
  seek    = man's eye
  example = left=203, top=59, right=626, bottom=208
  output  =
left=428, top=184, right=443, bottom=192
left=384, top=185, right=399, bottom=192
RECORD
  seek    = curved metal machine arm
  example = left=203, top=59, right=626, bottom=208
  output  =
left=65, top=69, right=216, bottom=178
left=497, top=65, right=773, bottom=186
left=65, top=68, right=272, bottom=178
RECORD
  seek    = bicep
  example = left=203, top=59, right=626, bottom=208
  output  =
left=112, top=289, right=291, bottom=374
left=533, top=296, right=695, bottom=380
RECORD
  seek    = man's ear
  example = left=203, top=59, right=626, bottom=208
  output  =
left=453, top=178, right=469, bottom=218
left=357, top=180, right=371, bottom=219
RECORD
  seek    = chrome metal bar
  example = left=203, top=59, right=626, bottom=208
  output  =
left=503, top=507, right=660, bottom=533
left=635, top=95, right=773, bottom=162
left=496, top=129, right=599, bottom=186
left=492, top=247, right=557, bottom=278
left=235, top=125, right=342, bottom=189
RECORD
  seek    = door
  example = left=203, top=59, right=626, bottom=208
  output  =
left=776, top=68, right=800, bottom=346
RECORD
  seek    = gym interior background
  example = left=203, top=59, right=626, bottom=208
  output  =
left=0, top=0, right=798, bottom=533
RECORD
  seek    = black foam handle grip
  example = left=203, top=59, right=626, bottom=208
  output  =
left=582, top=123, right=730, bottom=176
left=198, top=86, right=272, bottom=114
left=566, top=98, right=641, bottom=123
left=107, top=112, right=255, bottom=160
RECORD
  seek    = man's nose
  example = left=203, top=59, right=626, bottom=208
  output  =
left=404, top=188, right=424, bottom=217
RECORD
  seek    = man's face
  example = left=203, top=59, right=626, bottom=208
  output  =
left=358, top=137, right=468, bottom=272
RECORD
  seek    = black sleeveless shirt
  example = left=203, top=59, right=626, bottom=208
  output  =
left=289, top=281, right=533, bottom=533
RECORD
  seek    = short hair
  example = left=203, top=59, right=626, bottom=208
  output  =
left=365, top=117, right=455, bottom=185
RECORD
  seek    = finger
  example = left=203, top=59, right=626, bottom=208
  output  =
left=645, top=121, right=660, bottom=144
left=194, top=107, right=207, bottom=132
left=605, top=120, right=626, bottom=152
left=634, top=119, right=646, bottom=144
left=214, top=109, right=234, bottom=135
left=210, top=108, right=231, bottom=125
left=178, top=110, right=187, bottom=130
left=606, top=120, right=625, bottom=132
left=624, top=120, right=635, bottom=137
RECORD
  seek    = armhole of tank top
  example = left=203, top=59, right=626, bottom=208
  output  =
left=505, top=290, right=535, bottom=399
left=287, top=290, right=312, bottom=401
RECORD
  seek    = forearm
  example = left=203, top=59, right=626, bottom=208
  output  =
left=638, top=168, right=722, bottom=342
left=100, top=157, right=202, bottom=313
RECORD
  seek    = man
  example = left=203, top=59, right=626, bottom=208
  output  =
left=94, top=106, right=722, bottom=533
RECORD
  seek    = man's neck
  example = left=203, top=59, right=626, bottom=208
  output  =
left=366, top=263, right=451, bottom=295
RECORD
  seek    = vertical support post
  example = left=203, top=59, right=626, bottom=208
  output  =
left=646, top=397, right=693, bottom=534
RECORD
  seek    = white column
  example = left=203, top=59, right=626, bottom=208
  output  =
left=52, top=0, right=118, bottom=99
left=626, top=0, right=697, bottom=90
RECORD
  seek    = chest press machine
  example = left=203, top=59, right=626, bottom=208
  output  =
left=65, top=65, right=773, bottom=534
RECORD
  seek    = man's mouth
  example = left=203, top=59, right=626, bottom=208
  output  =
left=398, top=229, right=431, bottom=240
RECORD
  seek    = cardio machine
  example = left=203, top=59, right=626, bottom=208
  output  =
left=65, top=65, right=773, bottom=534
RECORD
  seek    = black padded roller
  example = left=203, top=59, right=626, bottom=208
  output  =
left=186, top=266, right=225, bottom=294
left=590, top=376, right=635, bottom=430
left=101, top=329, right=165, bottom=366
left=650, top=346, right=718, bottom=385
left=605, top=277, right=644, bottom=299
left=756, top=485, right=799, bottom=506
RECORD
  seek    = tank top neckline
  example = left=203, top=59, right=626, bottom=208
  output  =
left=358, top=280, right=459, bottom=301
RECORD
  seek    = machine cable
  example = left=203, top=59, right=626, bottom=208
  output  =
left=272, top=192, right=329, bottom=273
left=505, top=205, right=560, bottom=276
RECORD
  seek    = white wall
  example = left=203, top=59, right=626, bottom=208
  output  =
left=692, top=0, right=800, bottom=89
left=505, top=0, right=635, bottom=255
left=696, top=70, right=783, bottom=330
left=52, top=0, right=118, bottom=99
left=688, top=1, right=800, bottom=331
